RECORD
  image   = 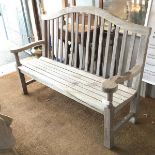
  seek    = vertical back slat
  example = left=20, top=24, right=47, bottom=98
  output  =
left=79, top=13, right=85, bottom=69
left=60, top=16, right=63, bottom=62
left=132, top=35, right=146, bottom=89
left=51, top=19, right=54, bottom=59
left=103, top=22, right=112, bottom=78
left=74, top=13, right=79, bottom=67
left=85, top=14, right=91, bottom=71
left=96, top=18, right=105, bottom=76
left=125, top=33, right=136, bottom=72
left=69, top=13, right=74, bottom=66
left=109, top=26, right=120, bottom=77
left=42, top=20, right=48, bottom=57
left=124, top=33, right=136, bottom=85
left=55, top=18, right=59, bottom=61
left=64, top=14, right=69, bottom=64
left=117, top=30, right=127, bottom=75
left=90, top=15, right=98, bottom=73
left=47, top=21, right=50, bottom=58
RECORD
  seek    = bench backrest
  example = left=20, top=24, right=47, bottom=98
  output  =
left=41, top=6, right=151, bottom=90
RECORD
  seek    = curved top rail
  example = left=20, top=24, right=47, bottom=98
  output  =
left=41, top=6, right=151, bottom=35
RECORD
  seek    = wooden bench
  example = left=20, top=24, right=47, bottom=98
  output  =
left=10, top=6, right=151, bottom=149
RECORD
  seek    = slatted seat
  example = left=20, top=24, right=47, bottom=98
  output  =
left=20, top=57, right=136, bottom=114
left=11, top=6, right=151, bottom=149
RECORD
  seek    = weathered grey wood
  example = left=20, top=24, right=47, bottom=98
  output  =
left=19, top=65, right=106, bottom=114
left=60, top=16, right=63, bottom=62
left=23, top=58, right=135, bottom=103
left=14, top=53, right=28, bottom=95
left=46, top=20, right=50, bottom=58
left=85, top=14, right=91, bottom=71
left=104, top=93, right=114, bottom=149
left=110, top=26, right=120, bottom=77
left=42, top=20, right=48, bottom=57
left=74, top=13, right=79, bottom=67
left=118, top=30, right=127, bottom=75
left=102, top=65, right=142, bottom=94
left=103, top=22, right=112, bottom=78
left=69, top=13, right=74, bottom=66
left=42, top=6, right=150, bottom=35
left=90, top=16, right=98, bottom=73
left=38, top=57, right=136, bottom=95
left=113, top=112, right=134, bottom=133
left=11, top=6, right=151, bottom=150
left=96, top=18, right=104, bottom=76
left=125, top=33, right=136, bottom=72
left=130, top=35, right=150, bottom=123
left=124, top=33, right=136, bottom=86
left=55, top=18, right=59, bottom=61
left=10, top=40, right=45, bottom=54
left=17, top=70, right=28, bottom=95
left=79, top=13, right=85, bottom=69
left=51, top=19, right=54, bottom=59
left=64, top=14, right=69, bottom=64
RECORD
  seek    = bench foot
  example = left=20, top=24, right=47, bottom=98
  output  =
left=104, top=106, right=114, bottom=149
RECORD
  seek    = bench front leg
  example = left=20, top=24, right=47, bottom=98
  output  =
left=14, top=53, right=28, bottom=95
left=104, top=93, right=114, bottom=149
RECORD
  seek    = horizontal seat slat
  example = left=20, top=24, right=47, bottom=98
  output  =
left=19, top=66, right=107, bottom=114
left=20, top=58, right=137, bottom=113
left=39, top=57, right=136, bottom=95
left=23, top=61, right=122, bottom=104
left=23, top=59, right=132, bottom=102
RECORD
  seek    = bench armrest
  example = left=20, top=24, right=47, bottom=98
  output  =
left=102, top=65, right=142, bottom=94
left=10, top=40, right=45, bottom=54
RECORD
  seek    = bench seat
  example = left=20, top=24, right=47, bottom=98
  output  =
left=19, top=57, right=136, bottom=114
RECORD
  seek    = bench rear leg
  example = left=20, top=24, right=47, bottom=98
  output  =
left=17, top=70, right=28, bottom=95
left=104, top=105, right=114, bottom=149
left=129, top=95, right=139, bottom=124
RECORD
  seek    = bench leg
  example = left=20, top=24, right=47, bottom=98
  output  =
left=129, top=96, right=139, bottom=124
left=17, top=70, right=28, bottom=95
left=104, top=105, right=114, bottom=149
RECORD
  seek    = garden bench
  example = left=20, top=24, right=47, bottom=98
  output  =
left=10, top=6, right=151, bottom=149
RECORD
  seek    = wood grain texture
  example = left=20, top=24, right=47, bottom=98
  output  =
left=85, top=14, right=91, bottom=71
left=102, top=65, right=142, bottom=93
left=11, top=6, right=151, bottom=149
left=10, top=40, right=45, bottom=54
left=90, top=15, right=98, bottom=73
left=41, top=6, right=150, bottom=35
